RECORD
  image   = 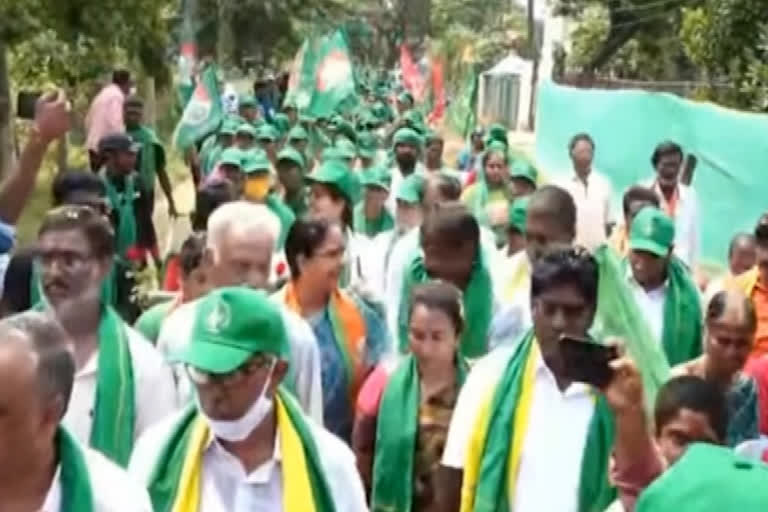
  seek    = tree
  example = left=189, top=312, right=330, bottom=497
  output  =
left=557, top=0, right=696, bottom=74
left=680, top=0, right=768, bottom=110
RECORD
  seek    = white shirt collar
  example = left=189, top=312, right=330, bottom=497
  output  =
left=205, top=430, right=282, bottom=485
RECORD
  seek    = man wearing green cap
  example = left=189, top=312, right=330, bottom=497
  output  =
left=241, top=150, right=295, bottom=250
left=130, top=287, right=366, bottom=512
left=388, top=127, right=425, bottom=214
left=356, top=131, right=380, bottom=170
left=625, top=206, right=702, bottom=366
left=334, top=137, right=358, bottom=169
left=235, top=123, right=257, bottom=151
left=354, top=166, right=393, bottom=239
left=200, top=119, right=239, bottom=178
left=287, top=124, right=309, bottom=154
left=509, top=160, right=538, bottom=198
left=0, top=311, right=153, bottom=511
left=210, top=146, right=244, bottom=191
left=238, top=94, right=261, bottom=125
left=396, top=91, right=414, bottom=115
left=276, top=147, right=308, bottom=218
left=256, top=124, right=280, bottom=166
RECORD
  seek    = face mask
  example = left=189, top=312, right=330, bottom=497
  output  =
left=243, top=175, right=271, bottom=201
left=199, top=360, right=276, bottom=442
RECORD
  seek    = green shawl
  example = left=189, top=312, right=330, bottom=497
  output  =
left=371, top=355, right=468, bottom=512
left=470, top=331, right=616, bottom=512
left=90, top=305, right=136, bottom=466
left=58, top=427, right=95, bottom=511
left=104, top=173, right=138, bottom=259
left=265, top=193, right=296, bottom=249
left=127, top=125, right=165, bottom=192
left=398, top=251, right=493, bottom=359
left=148, top=389, right=335, bottom=512
left=353, top=202, right=394, bottom=238
left=620, top=255, right=702, bottom=366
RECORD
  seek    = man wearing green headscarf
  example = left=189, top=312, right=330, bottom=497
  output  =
left=123, top=96, right=177, bottom=218
left=200, top=118, right=239, bottom=178
left=276, top=147, right=309, bottom=218
left=257, top=124, right=280, bottom=166
left=35, top=205, right=177, bottom=468
left=129, top=287, right=367, bottom=512
left=0, top=311, right=153, bottom=510
left=238, top=94, right=262, bottom=125
left=388, top=127, right=425, bottom=214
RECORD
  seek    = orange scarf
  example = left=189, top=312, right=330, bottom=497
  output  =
left=279, top=282, right=367, bottom=401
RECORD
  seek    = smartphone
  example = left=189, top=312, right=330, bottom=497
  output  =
left=558, top=334, right=618, bottom=389
left=17, top=91, right=42, bottom=120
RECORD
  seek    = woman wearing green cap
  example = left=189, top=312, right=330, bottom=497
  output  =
left=461, top=142, right=514, bottom=247
left=353, top=281, right=468, bottom=512
left=305, top=159, right=369, bottom=288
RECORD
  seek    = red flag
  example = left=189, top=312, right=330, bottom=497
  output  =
left=428, top=58, right=446, bottom=124
left=400, top=44, right=426, bottom=102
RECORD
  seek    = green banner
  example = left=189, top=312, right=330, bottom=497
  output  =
left=447, top=70, right=478, bottom=138
left=535, top=81, right=768, bottom=265
left=173, top=65, right=223, bottom=151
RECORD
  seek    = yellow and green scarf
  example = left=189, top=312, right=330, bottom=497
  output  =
left=398, top=251, right=493, bottom=359
left=460, top=331, right=616, bottom=512
left=371, top=354, right=467, bottom=512
left=58, top=427, right=95, bottom=511
left=148, top=390, right=335, bottom=512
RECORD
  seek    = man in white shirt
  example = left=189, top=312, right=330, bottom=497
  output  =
left=156, top=201, right=323, bottom=421
left=439, top=247, right=615, bottom=512
left=130, top=287, right=367, bottom=512
left=0, top=311, right=151, bottom=511
left=36, top=205, right=178, bottom=466
left=558, top=133, right=616, bottom=251
left=644, top=141, right=700, bottom=269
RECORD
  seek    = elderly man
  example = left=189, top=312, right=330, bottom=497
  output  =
left=0, top=311, right=152, bottom=510
left=35, top=205, right=177, bottom=467
left=130, top=287, right=366, bottom=512
left=157, top=201, right=323, bottom=420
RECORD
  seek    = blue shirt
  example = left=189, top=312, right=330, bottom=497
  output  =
left=307, top=296, right=389, bottom=442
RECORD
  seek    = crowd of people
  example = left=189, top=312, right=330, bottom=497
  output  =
left=0, top=65, right=767, bottom=512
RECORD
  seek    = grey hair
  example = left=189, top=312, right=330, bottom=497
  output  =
left=206, top=200, right=281, bottom=258
left=0, top=311, right=75, bottom=418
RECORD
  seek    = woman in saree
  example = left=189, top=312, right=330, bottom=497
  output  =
left=353, top=280, right=467, bottom=512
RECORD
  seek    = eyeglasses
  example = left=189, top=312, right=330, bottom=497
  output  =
left=185, top=355, right=274, bottom=388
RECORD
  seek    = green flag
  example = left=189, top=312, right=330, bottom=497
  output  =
left=447, top=70, right=478, bottom=137
left=289, top=30, right=357, bottom=118
left=173, top=65, right=222, bottom=151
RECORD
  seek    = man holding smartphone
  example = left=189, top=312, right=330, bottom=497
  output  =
left=439, top=247, right=616, bottom=512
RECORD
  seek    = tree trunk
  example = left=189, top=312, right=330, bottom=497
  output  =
left=143, top=76, right=157, bottom=127
left=217, top=0, right=236, bottom=71
left=0, top=43, right=14, bottom=179
left=56, top=135, right=68, bottom=173
left=528, top=0, right=538, bottom=130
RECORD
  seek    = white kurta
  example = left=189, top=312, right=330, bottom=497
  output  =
left=63, top=323, right=179, bottom=452
left=43, top=441, right=153, bottom=511
left=442, top=346, right=595, bottom=512
left=129, top=410, right=368, bottom=512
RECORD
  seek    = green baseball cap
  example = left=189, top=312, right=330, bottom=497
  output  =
left=241, top=150, right=271, bottom=174
left=171, top=287, right=288, bottom=373
left=356, top=131, right=377, bottom=159
left=288, top=124, right=309, bottom=141
left=218, top=147, right=244, bottom=168
left=510, top=160, right=538, bottom=186
left=398, top=91, right=414, bottom=106
left=508, top=197, right=529, bottom=234
left=393, top=127, right=423, bottom=149
left=272, top=114, right=290, bottom=136
left=219, top=118, right=241, bottom=136
left=236, top=123, right=257, bottom=138
left=256, top=124, right=279, bottom=142
left=321, top=147, right=343, bottom=163
left=487, top=123, right=508, bottom=146
left=629, top=206, right=675, bottom=257
left=360, top=166, right=391, bottom=191
left=276, top=147, right=306, bottom=171
left=335, top=137, right=357, bottom=160
left=306, top=160, right=361, bottom=204
left=636, top=443, right=768, bottom=512
left=239, top=94, right=257, bottom=108
left=395, top=173, right=424, bottom=204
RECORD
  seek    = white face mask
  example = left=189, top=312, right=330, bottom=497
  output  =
left=199, top=360, right=276, bottom=442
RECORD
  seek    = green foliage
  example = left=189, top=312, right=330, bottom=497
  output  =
left=680, top=0, right=768, bottom=110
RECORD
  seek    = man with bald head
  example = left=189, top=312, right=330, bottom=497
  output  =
left=0, top=311, right=151, bottom=511
left=156, top=201, right=323, bottom=420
